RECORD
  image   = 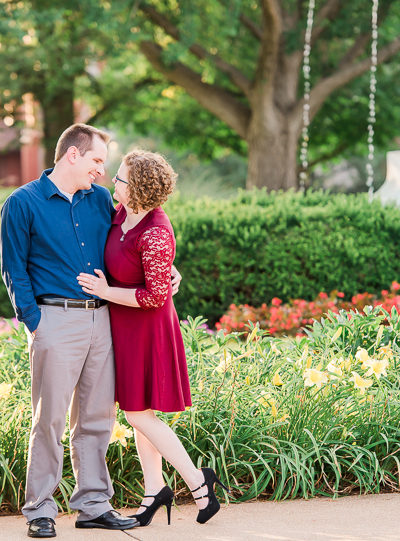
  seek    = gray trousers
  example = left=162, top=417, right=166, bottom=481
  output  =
left=22, top=304, right=116, bottom=521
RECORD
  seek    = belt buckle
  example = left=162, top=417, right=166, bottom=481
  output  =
left=85, top=300, right=95, bottom=310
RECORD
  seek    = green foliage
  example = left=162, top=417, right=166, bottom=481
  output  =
left=2, top=308, right=400, bottom=513
left=2, top=0, right=400, bottom=176
left=1, top=189, right=400, bottom=324
left=164, top=189, right=400, bottom=324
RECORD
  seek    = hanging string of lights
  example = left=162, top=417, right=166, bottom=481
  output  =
left=299, top=0, right=315, bottom=191
left=366, top=0, right=379, bottom=201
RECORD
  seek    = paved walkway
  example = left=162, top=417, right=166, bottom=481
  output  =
left=2, top=493, right=400, bottom=541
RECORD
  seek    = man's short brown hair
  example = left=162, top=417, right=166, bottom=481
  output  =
left=54, top=123, right=110, bottom=163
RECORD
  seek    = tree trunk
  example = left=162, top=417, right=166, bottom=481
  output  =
left=246, top=108, right=301, bottom=190
left=41, top=85, right=75, bottom=167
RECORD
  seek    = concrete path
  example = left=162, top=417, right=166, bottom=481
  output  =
left=2, top=493, right=400, bottom=541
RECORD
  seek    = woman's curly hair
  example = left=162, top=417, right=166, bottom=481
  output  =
left=123, top=149, right=177, bottom=213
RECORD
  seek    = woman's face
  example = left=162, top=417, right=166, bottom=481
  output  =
left=112, top=162, right=130, bottom=205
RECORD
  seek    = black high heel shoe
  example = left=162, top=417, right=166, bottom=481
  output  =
left=128, top=486, right=174, bottom=526
left=191, top=467, right=230, bottom=524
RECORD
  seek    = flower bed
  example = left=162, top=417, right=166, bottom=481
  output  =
left=1, top=309, right=400, bottom=513
left=216, top=281, right=400, bottom=337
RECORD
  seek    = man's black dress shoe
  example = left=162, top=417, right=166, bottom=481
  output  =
left=27, top=517, right=56, bottom=538
left=75, top=509, right=139, bottom=530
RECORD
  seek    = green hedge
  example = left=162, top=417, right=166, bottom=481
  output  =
left=1, top=189, right=400, bottom=324
left=165, top=189, right=400, bottom=323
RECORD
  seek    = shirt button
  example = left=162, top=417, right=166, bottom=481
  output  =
left=88, top=262, right=91, bottom=266
left=76, top=223, right=79, bottom=226
left=81, top=242, right=85, bottom=246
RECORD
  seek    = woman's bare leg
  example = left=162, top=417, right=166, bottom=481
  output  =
left=134, top=429, right=165, bottom=513
left=126, top=409, right=208, bottom=510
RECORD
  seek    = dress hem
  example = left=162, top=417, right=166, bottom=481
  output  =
left=117, top=401, right=192, bottom=413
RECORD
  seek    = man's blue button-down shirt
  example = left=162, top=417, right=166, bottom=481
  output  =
left=0, top=169, right=115, bottom=332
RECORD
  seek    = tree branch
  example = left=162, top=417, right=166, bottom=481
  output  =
left=307, top=142, right=348, bottom=168
left=311, top=0, right=342, bottom=45
left=307, top=36, right=400, bottom=122
left=337, top=34, right=371, bottom=69
left=139, top=40, right=250, bottom=139
left=239, top=13, right=262, bottom=40
left=139, top=3, right=251, bottom=97
left=252, top=0, right=282, bottom=94
left=337, top=1, right=392, bottom=68
left=84, top=77, right=161, bottom=125
left=216, top=0, right=262, bottom=40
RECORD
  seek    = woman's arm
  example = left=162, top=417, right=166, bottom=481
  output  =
left=77, top=226, right=174, bottom=308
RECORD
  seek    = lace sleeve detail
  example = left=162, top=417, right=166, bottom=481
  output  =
left=135, top=226, right=174, bottom=309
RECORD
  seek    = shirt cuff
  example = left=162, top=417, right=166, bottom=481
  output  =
left=23, top=309, right=41, bottom=333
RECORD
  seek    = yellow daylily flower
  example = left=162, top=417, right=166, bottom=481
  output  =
left=331, top=327, right=342, bottom=342
left=271, top=403, right=278, bottom=418
left=270, top=343, right=280, bottom=355
left=279, top=414, right=290, bottom=422
left=258, top=393, right=274, bottom=408
left=378, top=345, right=393, bottom=359
left=247, top=326, right=259, bottom=344
left=109, top=421, right=133, bottom=447
left=215, top=351, right=232, bottom=373
left=306, top=356, right=312, bottom=368
left=245, top=375, right=251, bottom=385
left=351, top=372, right=373, bottom=395
left=170, top=411, right=183, bottom=425
left=303, top=369, right=328, bottom=389
left=0, top=382, right=12, bottom=400
left=272, top=372, right=283, bottom=386
left=362, top=357, right=388, bottom=380
left=355, top=348, right=369, bottom=364
left=376, top=325, right=384, bottom=345
left=341, top=357, right=352, bottom=371
left=326, top=361, right=342, bottom=378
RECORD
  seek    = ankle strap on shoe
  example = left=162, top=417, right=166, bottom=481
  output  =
left=191, top=481, right=206, bottom=493
left=193, top=494, right=208, bottom=501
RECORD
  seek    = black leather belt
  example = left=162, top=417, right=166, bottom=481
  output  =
left=36, top=297, right=108, bottom=309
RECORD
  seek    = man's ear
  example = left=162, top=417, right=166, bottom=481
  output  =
left=66, top=146, right=80, bottom=163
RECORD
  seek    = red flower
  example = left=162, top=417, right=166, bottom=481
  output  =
left=271, top=297, right=282, bottom=306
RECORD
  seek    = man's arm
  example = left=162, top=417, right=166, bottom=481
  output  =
left=1, top=195, right=41, bottom=332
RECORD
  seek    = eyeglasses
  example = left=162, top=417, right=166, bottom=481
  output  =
left=115, top=174, right=129, bottom=185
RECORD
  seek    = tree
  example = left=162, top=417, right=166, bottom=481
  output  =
left=0, top=0, right=128, bottom=165
left=133, top=0, right=400, bottom=190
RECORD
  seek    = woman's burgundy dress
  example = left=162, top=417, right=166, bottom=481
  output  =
left=105, top=204, right=192, bottom=412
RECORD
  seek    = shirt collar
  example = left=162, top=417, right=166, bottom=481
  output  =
left=39, top=168, right=94, bottom=200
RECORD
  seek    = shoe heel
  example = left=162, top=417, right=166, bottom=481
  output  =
left=216, top=477, right=230, bottom=493
left=166, top=502, right=172, bottom=525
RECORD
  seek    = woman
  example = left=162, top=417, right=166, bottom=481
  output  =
left=77, top=149, right=228, bottom=527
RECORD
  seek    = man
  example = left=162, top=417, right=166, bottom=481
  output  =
left=0, top=124, right=181, bottom=538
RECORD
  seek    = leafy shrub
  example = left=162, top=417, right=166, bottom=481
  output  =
left=165, top=189, right=400, bottom=324
left=2, top=309, right=400, bottom=513
left=217, top=281, right=400, bottom=336
left=2, top=188, right=400, bottom=323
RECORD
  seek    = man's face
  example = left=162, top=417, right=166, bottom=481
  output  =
left=73, top=135, right=108, bottom=190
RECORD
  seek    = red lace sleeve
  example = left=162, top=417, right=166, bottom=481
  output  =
left=135, top=226, right=174, bottom=309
